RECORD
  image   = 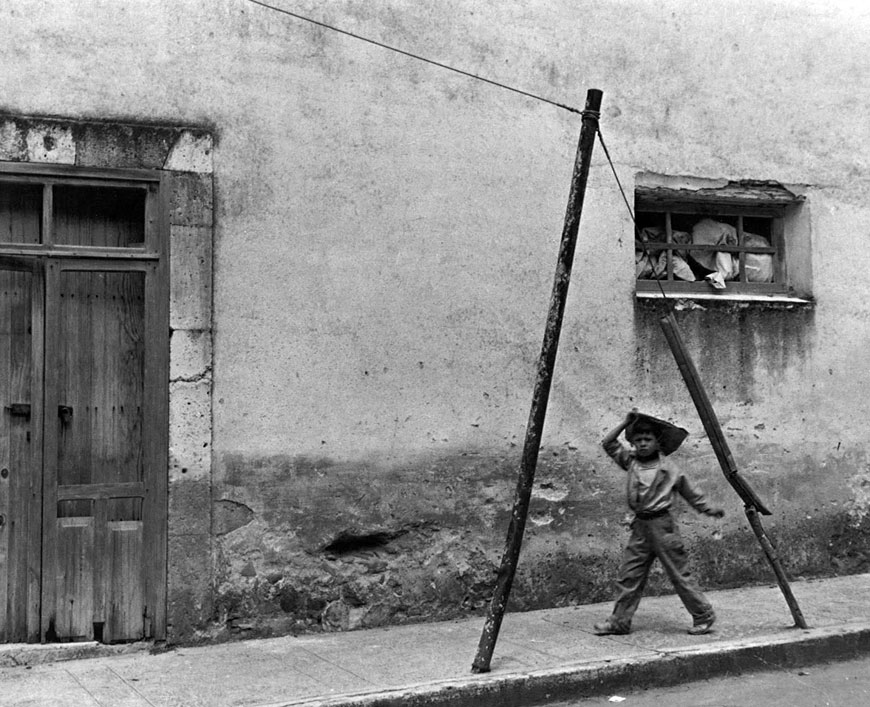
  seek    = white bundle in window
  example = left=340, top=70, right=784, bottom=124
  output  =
left=691, top=219, right=737, bottom=275
left=690, top=219, right=773, bottom=287
left=743, top=233, right=774, bottom=282
left=635, top=227, right=695, bottom=281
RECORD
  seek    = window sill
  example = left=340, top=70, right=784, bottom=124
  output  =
left=636, top=290, right=814, bottom=308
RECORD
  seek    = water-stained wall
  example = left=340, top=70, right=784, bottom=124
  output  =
left=3, top=0, right=870, bottom=643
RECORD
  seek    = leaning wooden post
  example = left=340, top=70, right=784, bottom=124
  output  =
left=745, top=505, right=808, bottom=628
left=658, top=312, right=808, bottom=629
left=471, top=88, right=603, bottom=674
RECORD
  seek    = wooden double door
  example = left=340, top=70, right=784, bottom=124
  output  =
left=0, top=170, right=168, bottom=643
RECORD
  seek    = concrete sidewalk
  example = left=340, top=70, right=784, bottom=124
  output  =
left=2, top=573, right=870, bottom=707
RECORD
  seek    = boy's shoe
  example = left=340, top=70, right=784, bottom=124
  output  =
left=687, top=612, right=716, bottom=635
left=593, top=619, right=630, bottom=635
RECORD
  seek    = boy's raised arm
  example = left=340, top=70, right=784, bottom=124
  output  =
left=601, top=409, right=636, bottom=446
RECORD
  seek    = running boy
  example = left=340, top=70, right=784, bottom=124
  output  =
left=594, top=409, right=724, bottom=636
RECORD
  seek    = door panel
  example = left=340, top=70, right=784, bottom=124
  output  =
left=55, top=516, right=94, bottom=639
left=44, top=266, right=149, bottom=642
left=0, top=262, right=42, bottom=642
left=56, top=270, right=145, bottom=487
left=106, top=518, right=145, bottom=639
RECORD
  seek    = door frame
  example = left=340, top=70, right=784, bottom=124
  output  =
left=0, top=162, right=169, bottom=642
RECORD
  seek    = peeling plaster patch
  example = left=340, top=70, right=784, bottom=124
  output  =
left=846, top=471, right=870, bottom=525
left=530, top=513, right=554, bottom=526
left=214, top=499, right=256, bottom=535
left=532, top=483, right=569, bottom=502
left=0, top=121, right=26, bottom=160
left=25, top=124, right=75, bottom=164
left=164, top=131, right=213, bottom=173
left=322, top=528, right=406, bottom=554
left=636, top=172, right=729, bottom=192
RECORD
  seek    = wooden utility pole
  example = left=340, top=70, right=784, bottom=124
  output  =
left=658, top=312, right=808, bottom=629
left=471, top=88, right=603, bottom=674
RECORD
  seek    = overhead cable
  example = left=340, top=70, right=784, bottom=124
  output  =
left=247, top=0, right=581, bottom=114
left=597, top=128, right=674, bottom=306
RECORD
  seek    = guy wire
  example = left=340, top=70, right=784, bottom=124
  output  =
left=247, top=0, right=581, bottom=115
left=249, top=3, right=669, bottom=304
left=596, top=128, right=675, bottom=313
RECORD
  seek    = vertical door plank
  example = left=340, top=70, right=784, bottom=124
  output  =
left=78, top=273, right=94, bottom=485
left=41, top=262, right=61, bottom=641
left=55, top=516, right=94, bottom=641
left=6, top=273, right=22, bottom=639
left=120, top=272, right=145, bottom=486
left=0, top=274, right=11, bottom=639
left=92, top=498, right=108, bottom=627
left=92, top=271, right=109, bottom=486
left=0, top=266, right=36, bottom=642
left=57, top=272, right=73, bottom=485
left=26, top=267, right=43, bottom=642
left=58, top=272, right=93, bottom=491
left=7, top=270, right=32, bottom=640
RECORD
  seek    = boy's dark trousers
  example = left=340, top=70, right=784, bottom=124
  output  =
left=607, top=511, right=714, bottom=631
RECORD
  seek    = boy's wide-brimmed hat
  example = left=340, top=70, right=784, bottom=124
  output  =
left=625, top=411, right=689, bottom=455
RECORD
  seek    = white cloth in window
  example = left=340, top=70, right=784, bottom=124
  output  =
left=743, top=233, right=774, bottom=283
left=635, top=227, right=695, bottom=281
left=690, top=219, right=773, bottom=288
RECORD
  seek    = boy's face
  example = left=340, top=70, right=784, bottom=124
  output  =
left=630, top=431, right=660, bottom=460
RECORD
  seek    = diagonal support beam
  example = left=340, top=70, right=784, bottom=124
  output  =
left=658, top=312, right=808, bottom=629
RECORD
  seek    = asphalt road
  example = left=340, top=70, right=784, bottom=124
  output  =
left=549, top=655, right=870, bottom=706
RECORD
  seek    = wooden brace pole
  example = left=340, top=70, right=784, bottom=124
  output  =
left=745, top=505, right=808, bottom=628
left=658, top=312, right=808, bottom=629
left=471, top=88, right=603, bottom=674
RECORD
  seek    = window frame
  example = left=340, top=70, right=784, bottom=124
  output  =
left=634, top=182, right=803, bottom=299
left=0, top=162, right=162, bottom=261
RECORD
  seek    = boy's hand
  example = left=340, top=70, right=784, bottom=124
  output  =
left=708, top=507, right=725, bottom=519
left=603, top=408, right=639, bottom=447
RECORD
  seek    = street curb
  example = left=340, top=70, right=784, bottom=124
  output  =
left=0, top=640, right=152, bottom=668
left=276, top=623, right=870, bottom=707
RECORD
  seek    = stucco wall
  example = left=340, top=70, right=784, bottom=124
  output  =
left=3, top=0, right=870, bottom=642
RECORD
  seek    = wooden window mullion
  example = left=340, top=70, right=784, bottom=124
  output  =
left=772, top=217, right=785, bottom=284
left=41, top=184, right=53, bottom=246
left=144, top=184, right=159, bottom=256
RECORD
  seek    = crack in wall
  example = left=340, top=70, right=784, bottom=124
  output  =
left=171, top=368, right=213, bottom=384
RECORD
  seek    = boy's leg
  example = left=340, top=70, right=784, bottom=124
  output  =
left=599, top=521, right=655, bottom=633
left=647, top=515, right=715, bottom=628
